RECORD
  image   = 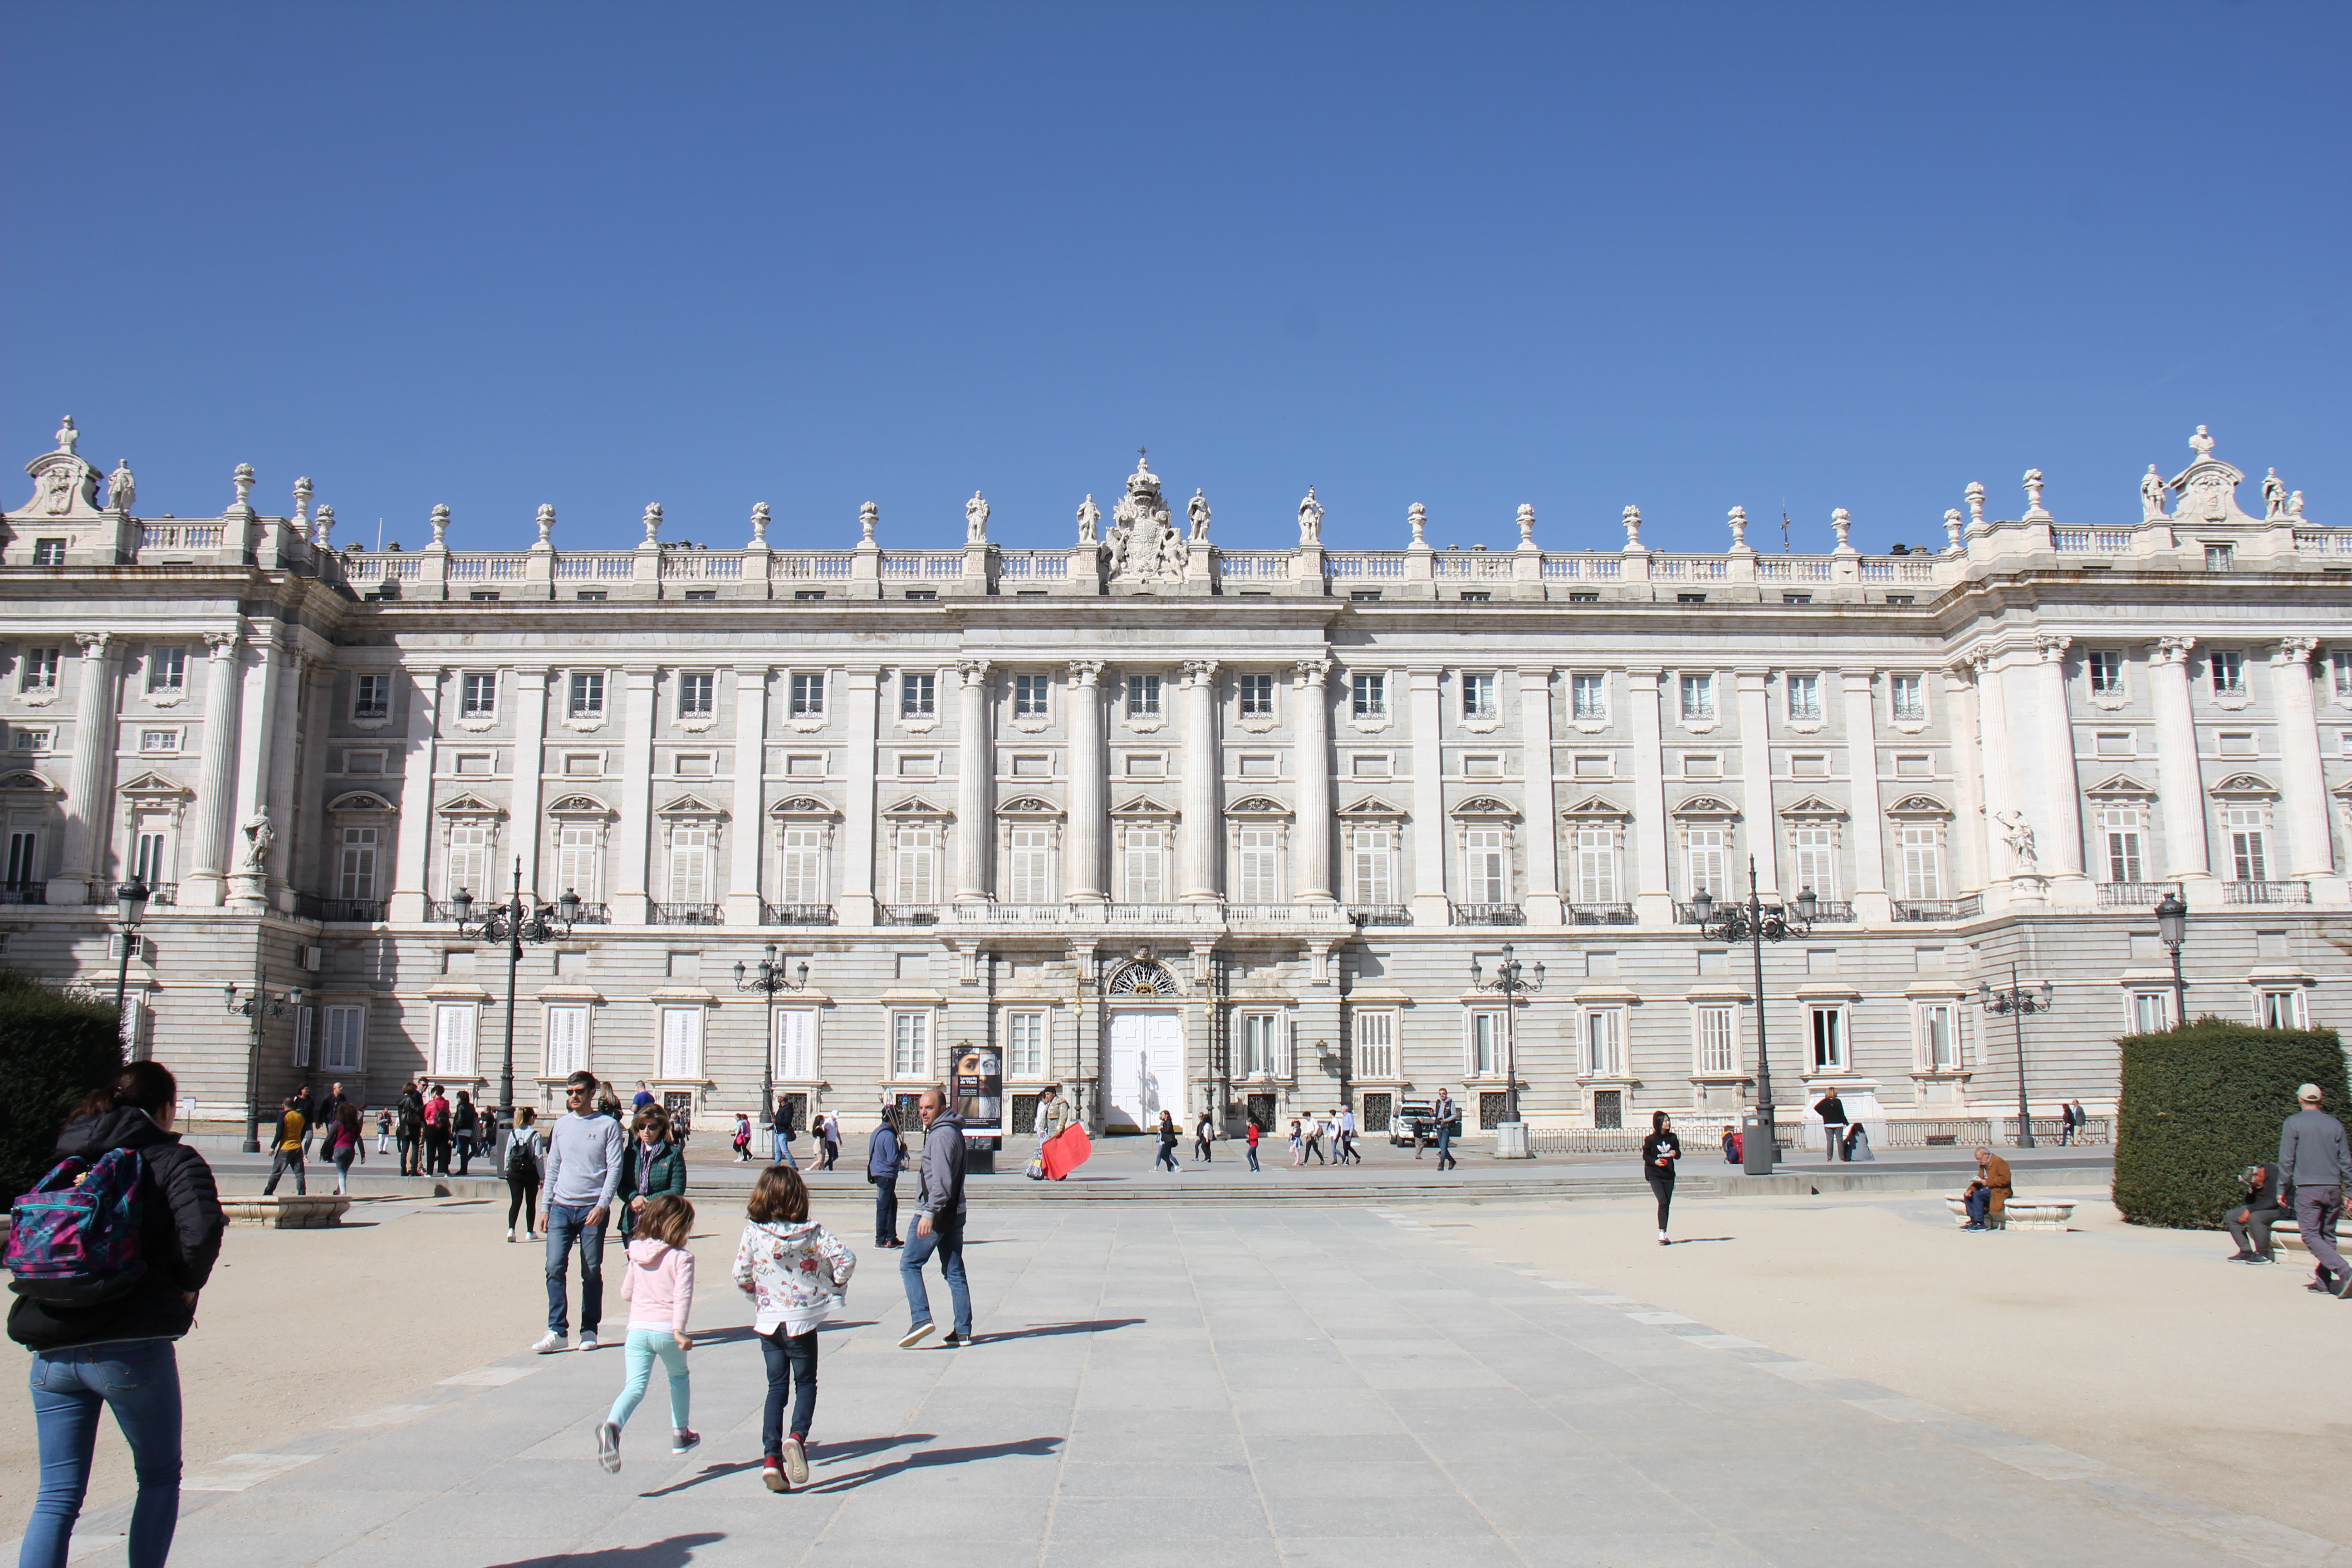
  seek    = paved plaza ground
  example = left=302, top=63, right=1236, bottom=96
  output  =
left=5, top=1148, right=2343, bottom=1568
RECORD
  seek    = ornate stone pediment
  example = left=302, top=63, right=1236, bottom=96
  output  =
left=0, top=769, right=62, bottom=796
left=1225, top=795, right=1289, bottom=817
left=1886, top=794, right=1951, bottom=816
left=1671, top=794, right=1738, bottom=817
left=548, top=793, right=614, bottom=816
left=2166, top=427, right=2259, bottom=525
left=435, top=792, right=505, bottom=817
left=768, top=794, right=838, bottom=818
left=1337, top=795, right=1402, bottom=818
left=14, top=420, right=105, bottom=521
left=326, top=790, right=393, bottom=812
left=655, top=793, right=726, bottom=817
left=997, top=796, right=1062, bottom=816
left=882, top=795, right=950, bottom=818
left=1110, top=794, right=1175, bottom=817
left=1560, top=794, right=1629, bottom=818
left=2084, top=773, right=2155, bottom=798
left=1778, top=794, right=1847, bottom=818
left=2210, top=772, right=2278, bottom=798
left=1450, top=795, right=1518, bottom=818
left=118, top=771, right=193, bottom=801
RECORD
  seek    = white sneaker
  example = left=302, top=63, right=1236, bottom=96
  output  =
left=578, top=1332, right=600, bottom=1352
left=531, top=1332, right=568, bottom=1354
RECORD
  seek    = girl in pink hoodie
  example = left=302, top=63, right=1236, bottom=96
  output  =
left=596, top=1194, right=696, bottom=1472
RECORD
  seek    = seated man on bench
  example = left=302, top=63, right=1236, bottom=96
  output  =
left=1961, top=1147, right=2012, bottom=1230
left=2226, top=1162, right=2293, bottom=1264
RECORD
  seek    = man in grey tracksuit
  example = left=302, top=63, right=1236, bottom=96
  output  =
left=898, top=1087, right=972, bottom=1348
left=2278, top=1083, right=2352, bottom=1295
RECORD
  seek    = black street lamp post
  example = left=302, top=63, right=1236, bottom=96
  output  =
left=735, top=944, right=810, bottom=1159
left=224, top=976, right=300, bottom=1153
left=451, top=858, right=580, bottom=1120
left=2155, top=890, right=2190, bottom=1027
left=1686, top=858, right=1817, bottom=1176
left=112, top=877, right=150, bottom=1019
left=1978, top=961, right=2056, bottom=1149
left=1468, top=942, right=1545, bottom=1148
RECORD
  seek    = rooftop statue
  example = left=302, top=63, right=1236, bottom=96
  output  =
left=1187, top=489, right=1211, bottom=542
left=2141, top=466, right=2166, bottom=520
left=965, top=491, right=990, bottom=544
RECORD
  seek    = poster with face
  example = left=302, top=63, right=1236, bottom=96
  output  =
left=954, top=1046, right=1002, bottom=1129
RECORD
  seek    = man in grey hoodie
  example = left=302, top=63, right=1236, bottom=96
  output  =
left=897, top=1086, right=972, bottom=1348
left=534, top=1070, right=627, bottom=1352
left=2278, top=1083, right=2352, bottom=1296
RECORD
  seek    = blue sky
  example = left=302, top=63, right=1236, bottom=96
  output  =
left=5, top=3, right=2344, bottom=556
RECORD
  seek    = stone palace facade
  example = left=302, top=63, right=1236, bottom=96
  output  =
left=3, top=421, right=2345, bottom=1143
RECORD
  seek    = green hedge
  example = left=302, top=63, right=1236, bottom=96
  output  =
left=2114, top=1019, right=2352, bottom=1229
left=0, top=970, right=126, bottom=1206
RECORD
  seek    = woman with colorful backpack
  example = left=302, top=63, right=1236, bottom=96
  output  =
left=8, top=1060, right=225, bottom=1568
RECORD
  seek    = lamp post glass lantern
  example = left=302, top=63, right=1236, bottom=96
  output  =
left=735, top=945, right=809, bottom=1160
left=451, top=857, right=578, bottom=1120
left=111, top=877, right=149, bottom=1020
left=223, top=977, right=298, bottom=1153
left=1977, top=961, right=2056, bottom=1148
left=1686, top=857, right=1815, bottom=1176
left=1468, top=941, right=1545, bottom=1154
left=2155, top=891, right=2189, bottom=1028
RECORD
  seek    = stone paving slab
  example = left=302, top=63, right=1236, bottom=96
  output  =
left=23, top=1200, right=2335, bottom=1568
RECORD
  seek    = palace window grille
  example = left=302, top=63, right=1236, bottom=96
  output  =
left=338, top=827, right=378, bottom=901
left=353, top=674, right=390, bottom=719
left=2102, top=806, right=2145, bottom=884
left=1890, top=673, right=1926, bottom=722
left=1679, top=673, right=1715, bottom=721
left=1351, top=673, right=1387, bottom=718
left=1353, top=1010, right=1396, bottom=1079
left=1570, top=673, right=1606, bottom=721
left=1238, top=674, right=1274, bottom=717
left=1695, top=1006, right=1737, bottom=1075
left=1786, top=673, right=1822, bottom=721
left=1006, top=828, right=1052, bottom=904
left=1349, top=827, right=1394, bottom=906
left=2089, top=651, right=2124, bottom=695
left=1465, top=828, right=1509, bottom=904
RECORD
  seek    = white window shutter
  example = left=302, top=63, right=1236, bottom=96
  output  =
left=776, top=1009, right=816, bottom=1081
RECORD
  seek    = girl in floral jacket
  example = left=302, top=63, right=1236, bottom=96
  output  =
left=733, top=1164, right=856, bottom=1493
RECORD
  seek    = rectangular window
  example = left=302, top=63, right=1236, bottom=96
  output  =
left=21, top=647, right=61, bottom=692
left=1349, top=826, right=1393, bottom=906
left=2205, top=544, right=2235, bottom=572
left=2102, top=806, right=2143, bottom=884
left=1695, top=1006, right=1737, bottom=1075
left=291, top=1005, right=314, bottom=1068
left=1791, top=825, right=1838, bottom=899
left=1679, top=672, right=1715, bottom=721
left=1122, top=825, right=1166, bottom=903
left=353, top=674, right=389, bottom=719
left=1685, top=826, right=1727, bottom=898
left=891, top=1011, right=931, bottom=1079
left=2333, top=650, right=2352, bottom=701
left=893, top=826, right=936, bottom=904
left=32, top=539, right=66, bottom=566
left=1007, top=1012, right=1045, bottom=1078
left=2210, top=651, right=2244, bottom=696
left=2225, top=807, right=2269, bottom=882
left=455, top=671, right=493, bottom=718
left=132, top=830, right=166, bottom=885
left=775, top=1009, right=817, bottom=1080
left=1237, top=827, right=1280, bottom=903
left=432, top=1002, right=477, bottom=1077
left=1465, top=828, right=1509, bottom=903
left=2089, top=650, right=2124, bottom=694
left=1900, top=824, right=1943, bottom=900
left=1570, top=673, right=1606, bottom=720
left=683, top=671, right=719, bottom=716
left=1243, top=1013, right=1283, bottom=1077
left=1809, top=1006, right=1846, bottom=1071
left=1461, top=673, right=1496, bottom=719
left=1126, top=674, right=1161, bottom=717
left=554, top=823, right=599, bottom=903
left=1584, top=1009, right=1624, bottom=1077
left=1351, top=672, right=1387, bottom=718
left=1014, top=673, right=1051, bottom=719
left=1007, top=827, right=1052, bottom=904
left=1786, top=673, right=1821, bottom=721
left=543, top=1004, right=588, bottom=1078
left=1238, top=673, right=1275, bottom=717
left=777, top=825, right=824, bottom=904
left=1353, top=1010, right=1396, bottom=1079
left=444, top=823, right=489, bottom=900
left=2132, top=991, right=2171, bottom=1033
left=667, top=825, right=710, bottom=903
left=323, top=1005, right=364, bottom=1071
left=1470, top=1011, right=1500, bottom=1076
left=659, top=1007, right=702, bottom=1078
left=11, top=729, right=49, bottom=751
left=148, top=647, right=186, bottom=692
left=902, top=673, right=936, bottom=718
left=337, top=826, right=378, bottom=900
left=1918, top=1003, right=1958, bottom=1070
left=1889, top=674, right=1926, bottom=722
left=2260, top=989, right=2308, bottom=1030
left=568, top=671, right=604, bottom=717
left=137, top=729, right=177, bottom=753
left=1573, top=826, right=1617, bottom=903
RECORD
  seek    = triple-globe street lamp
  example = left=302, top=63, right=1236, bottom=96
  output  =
left=225, top=976, right=302, bottom=1153
left=1468, top=943, right=1545, bottom=1141
left=1686, top=858, right=1817, bottom=1176
left=735, top=945, right=811, bottom=1158
left=1978, top=962, right=2056, bottom=1149
left=450, top=858, right=582, bottom=1119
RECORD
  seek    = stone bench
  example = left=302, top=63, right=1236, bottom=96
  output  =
left=221, top=1195, right=351, bottom=1228
left=1945, top=1194, right=2077, bottom=1232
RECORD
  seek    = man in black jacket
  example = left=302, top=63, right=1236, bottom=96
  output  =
left=2226, top=1163, right=2292, bottom=1263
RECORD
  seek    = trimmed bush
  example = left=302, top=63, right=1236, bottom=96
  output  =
left=0, top=970, right=125, bottom=1207
left=2113, top=1018, right=2352, bottom=1229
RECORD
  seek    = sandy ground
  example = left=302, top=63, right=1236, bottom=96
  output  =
left=1436, top=1188, right=2352, bottom=1548
left=0, top=1190, right=754, bottom=1536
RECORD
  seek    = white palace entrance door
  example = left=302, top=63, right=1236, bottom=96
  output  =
left=1105, top=1009, right=1182, bottom=1133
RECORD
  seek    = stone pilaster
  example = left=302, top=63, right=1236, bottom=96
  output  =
left=727, top=666, right=769, bottom=924
left=1065, top=661, right=1106, bottom=902
left=51, top=632, right=118, bottom=905
left=1841, top=669, right=1892, bottom=924
left=1626, top=668, right=1672, bottom=925
left=1518, top=666, right=1561, bottom=923
left=182, top=630, right=245, bottom=908
left=1293, top=658, right=1334, bottom=902
left=955, top=659, right=992, bottom=903
left=386, top=664, right=442, bottom=921
left=2146, top=637, right=2211, bottom=888
left=1180, top=660, right=1220, bottom=902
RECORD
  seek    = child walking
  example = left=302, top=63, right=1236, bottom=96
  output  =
left=734, top=1164, right=856, bottom=1494
left=595, top=1194, right=698, bottom=1472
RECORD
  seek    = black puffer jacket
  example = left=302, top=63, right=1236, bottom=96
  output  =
left=8, top=1108, right=226, bottom=1352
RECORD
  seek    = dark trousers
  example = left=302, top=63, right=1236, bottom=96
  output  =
left=425, top=1132, right=451, bottom=1175
left=396, top=1132, right=419, bottom=1175
left=871, top=1176, right=898, bottom=1245
left=507, top=1176, right=540, bottom=1234
left=2296, top=1186, right=2347, bottom=1278
left=1436, top=1134, right=1455, bottom=1171
left=1194, top=1134, right=1212, bottom=1161
left=263, top=1148, right=306, bottom=1196
left=759, top=1328, right=818, bottom=1453
left=1245, top=1144, right=1260, bottom=1171
left=2228, top=1201, right=2289, bottom=1259
left=1647, top=1171, right=1675, bottom=1230
left=455, top=1135, right=475, bottom=1176
left=1305, top=1137, right=1325, bottom=1165
left=1822, top=1124, right=1847, bottom=1161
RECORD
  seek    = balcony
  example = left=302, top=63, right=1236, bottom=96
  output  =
left=1809, top=900, right=1856, bottom=923
left=1568, top=902, right=1635, bottom=926
left=144, top=882, right=178, bottom=907
left=878, top=904, right=942, bottom=926
left=2225, top=881, right=2311, bottom=906
left=321, top=899, right=386, bottom=923
left=1453, top=902, right=1525, bottom=926
left=1226, top=903, right=1350, bottom=927
left=0, top=882, right=47, bottom=905
left=1347, top=904, right=1413, bottom=926
left=1894, top=897, right=1982, bottom=922
left=649, top=902, right=724, bottom=926
left=564, top=902, right=612, bottom=925
left=762, top=902, right=837, bottom=926
left=2097, top=881, right=2181, bottom=909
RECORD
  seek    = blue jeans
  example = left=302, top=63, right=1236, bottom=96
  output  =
left=606, top=1329, right=690, bottom=1431
left=22, top=1339, right=182, bottom=1568
left=871, top=1176, right=898, bottom=1245
left=759, top=1328, right=818, bottom=1454
left=544, top=1203, right=608, bottom=1337
left=901, top=1212, right=970, bottom=1337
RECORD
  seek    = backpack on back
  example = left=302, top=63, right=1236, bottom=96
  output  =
left=5, top=1148, right=149, bottom=1304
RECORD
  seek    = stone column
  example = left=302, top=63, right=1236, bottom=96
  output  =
left=512, top=668, right=550, bottom=897
left=2271, top=637, right=2336, bottom=882
left=263, top=651, right=309, bottom=911
left=51, top=632, right=118, bottom=905
left=610, top=666, right=658, bottom=924
left=1065, top=661, right=1107, bottom=902
left=955, top=659, right=993, bottom=903
left=2146, top=637, right=2211, bottom=886
left=727, top=666, right=769, bottom=924
left=1735, top=669, right=1777, bottom=897
left=1943, top=666, right=1988, bottom=893
left=1518, top=666, right=1562, bottom=923
left=181, top=630, right=245, bottom=909
left=228, top=639, right=286, bottom=906
left=387, top=664, right=443, bottom=921
left=2031, top=637, right=2090, bottom=903
left=1841, top=670, right=1891, bottom=923
left=1626, top=668, right=1673, bottom=925
left=1180, top=660, right=1221, bottom=902
left=1293, top=658, right=1335, bottom=902
left=1970, top=649, right=2023, bottom=898
left=1408, top=667, right=1448, bottom=925
left=839, top=667, right=880, bottom=926
left=290, top=659, right=335, bottom=900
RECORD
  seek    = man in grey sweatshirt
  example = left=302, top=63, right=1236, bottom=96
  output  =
left=897, top=1087, right=971, bottom=1349
left=2278, top=1083, right=2352, bottom=1296
left=534, top=1070, right=627, bottom=1352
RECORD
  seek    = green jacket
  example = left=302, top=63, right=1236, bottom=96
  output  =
left=615, top=1138, right=687, bottom=1205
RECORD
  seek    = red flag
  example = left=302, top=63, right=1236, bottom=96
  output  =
left=1040, top=1124, right=1092, bottom=1181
